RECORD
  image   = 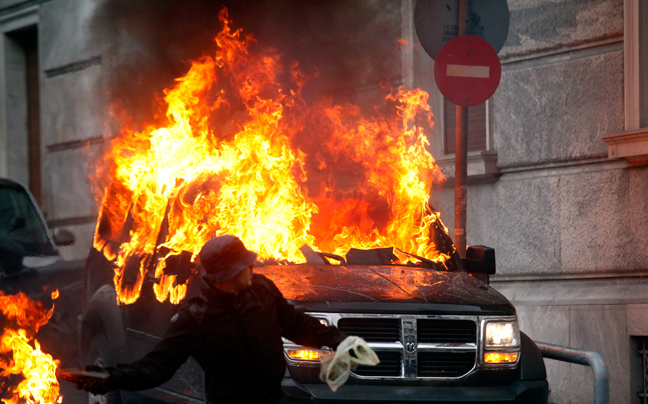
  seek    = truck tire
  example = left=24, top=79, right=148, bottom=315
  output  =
left=84, top=333, right=123, bottom=404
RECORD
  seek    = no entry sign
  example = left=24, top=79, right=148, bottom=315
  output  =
left=434, top=35, right=502, bottom=107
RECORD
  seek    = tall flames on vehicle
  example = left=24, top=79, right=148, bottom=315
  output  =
left=0, top=291, right=61, bottom=404
left=92, top=8, right=451, bottom=305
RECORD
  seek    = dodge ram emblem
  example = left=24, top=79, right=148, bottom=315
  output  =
left=405, top=335, right=417, bottom=353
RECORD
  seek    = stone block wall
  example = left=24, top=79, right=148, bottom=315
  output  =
left=429, top=0, right=628, bottom=274
left=494, top=49, right=623, bottom=167
left=494, top=277, right=648, bottom=403
left=426, top=1, right=648, bottom=403
left=0, top=0, right=108, bottom=260
left=38, top=0, right=107, bottom=259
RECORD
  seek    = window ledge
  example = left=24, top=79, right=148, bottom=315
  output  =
left=436, top=150, right=500, bottom=185
left=601, top=128, right=648, bottom=163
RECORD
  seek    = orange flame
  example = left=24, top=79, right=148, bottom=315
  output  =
left=92, top=8, right=449, bottom=305
left=0, top=292, right=60, bottom=404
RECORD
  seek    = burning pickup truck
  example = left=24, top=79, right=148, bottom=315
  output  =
left=266, top=248, right=548, bottom=403
left=79, top=10, right=548, bottom=404
left=81, top=221, right=548, bottom=404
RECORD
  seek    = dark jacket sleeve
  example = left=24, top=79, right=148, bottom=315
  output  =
left=261, top=276, right=347, bottom=349
left=107, top=306, right=201, bottom=391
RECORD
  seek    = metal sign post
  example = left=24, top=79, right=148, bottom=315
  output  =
left=455, top=0, right=470, bottom=258
left=416, top=0, right=507, bottom=258
left=435, top=31, right=503, bottom=257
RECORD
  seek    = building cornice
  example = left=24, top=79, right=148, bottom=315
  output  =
left=601, top=128, right=648, bottom=163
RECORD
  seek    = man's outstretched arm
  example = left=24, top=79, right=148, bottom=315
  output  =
left=77, top=307, right=200, bottom=394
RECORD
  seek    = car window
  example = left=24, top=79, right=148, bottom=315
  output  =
left=0, top=186, right=57, bottom=256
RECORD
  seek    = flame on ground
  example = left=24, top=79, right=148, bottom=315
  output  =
left=0, top=292, right=61, bottom=404
left=92, top=8, right=450, bottom=305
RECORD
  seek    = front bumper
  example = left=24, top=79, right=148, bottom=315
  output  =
left=282, top=378, right=548, bottom=404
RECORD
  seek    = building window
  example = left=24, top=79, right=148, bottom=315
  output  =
left=623, top=0, right=648, bottom=129
left=639, top=0, right=648, bottom=128
left=432, top=98, right=498, bottom=180
left=601, top=0, right=648, bottom=162
left=443, top=99, right=487, bottom=155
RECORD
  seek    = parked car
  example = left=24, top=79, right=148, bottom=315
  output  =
left=79, top=213, right=549, bottom=404
left=0, top=178, right=85, bottom=366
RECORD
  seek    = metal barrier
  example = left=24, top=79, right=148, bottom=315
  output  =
left=536, top=341, right=609, bottom=404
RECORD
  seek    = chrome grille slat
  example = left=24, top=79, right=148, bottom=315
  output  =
left=353, top=351, right=402, bottom=377
left=417, top=319, right=476, bottom=344
left=417, top=343, right=476, bottom=350
left=337, top=318, right=401, bottom=342
left=417, top=351, right=476, bottom=377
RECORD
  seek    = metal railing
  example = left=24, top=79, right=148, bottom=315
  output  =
left=536, top=341, right=609, bottom=404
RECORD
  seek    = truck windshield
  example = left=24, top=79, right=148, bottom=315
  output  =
left=0, top=186, right=57, bottom=256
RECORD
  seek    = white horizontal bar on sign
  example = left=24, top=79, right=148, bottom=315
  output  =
left=447, top=64, right=490, bottom=78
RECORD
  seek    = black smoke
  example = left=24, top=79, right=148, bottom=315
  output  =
left=90, top=0, right=404, bottom=130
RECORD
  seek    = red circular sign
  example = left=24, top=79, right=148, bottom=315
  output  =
left=434, top=35, right=502, bottom=107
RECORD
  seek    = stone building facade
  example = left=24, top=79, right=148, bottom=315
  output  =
left=426, top=2, right=647, bottom=403
left=0, top=0, right=645, bottom=402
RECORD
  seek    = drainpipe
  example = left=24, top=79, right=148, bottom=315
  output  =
left=454, top=0, right=470, bottom=258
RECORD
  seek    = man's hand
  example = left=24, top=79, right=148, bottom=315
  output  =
left=75, top=366, right=112, bottom=395
left=57, top=366, right=113, bottom=395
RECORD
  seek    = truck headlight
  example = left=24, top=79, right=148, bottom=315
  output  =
left=485, top=322, right=519, bottom=347
left=482, top=320, right=520, bottom=365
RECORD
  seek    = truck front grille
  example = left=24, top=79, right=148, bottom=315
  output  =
left=336, top=315, right=479, bottom=380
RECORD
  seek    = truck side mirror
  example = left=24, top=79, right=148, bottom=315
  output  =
left=52, top=227, right=76, bottom=246
left=462, top=245, right=496, bottom=275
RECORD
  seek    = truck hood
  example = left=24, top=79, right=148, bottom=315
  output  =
left=258, top=264, right=514, bottom=315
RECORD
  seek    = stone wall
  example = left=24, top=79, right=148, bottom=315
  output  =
left=426, top=1, right=647, bottom=403
left=39, top=0, right=106, bottom=259
left=0, top=0, right=106, bottom=259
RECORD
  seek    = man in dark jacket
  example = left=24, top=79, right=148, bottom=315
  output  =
left=78, top=235, right=347, bottom=403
